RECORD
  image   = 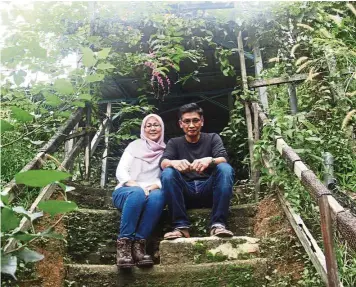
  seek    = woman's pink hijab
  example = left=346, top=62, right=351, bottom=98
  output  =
left=125, top=114, right=166, bottom=163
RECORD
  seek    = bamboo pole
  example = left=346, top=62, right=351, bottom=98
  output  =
left=100, top=103, right=112, bottom=187
left=237, top=31, right=257, bottom=198
left=253, top=43, right=269, bottom=111
left=84, top=104, right=91, bottom=181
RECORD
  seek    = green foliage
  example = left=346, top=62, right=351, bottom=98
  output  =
left=15, top=170, right=71, bottom=187
left=221, top=98, right=249, bottom=179
left=1, top=169, right=77, bottom=279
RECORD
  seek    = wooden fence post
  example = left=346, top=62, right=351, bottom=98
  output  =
left=237, top=31, right=257, bottom=199
left=288, top=83, right=298, bottom=115
left=84, top=104, right=91, bottom=181
left=100, top=103, right=112, bottom=187
left=253, top=103, right=260, bottom=201
left=253, top=43, right=269, bottom=112
left=319, top=194, right=341, bottom=287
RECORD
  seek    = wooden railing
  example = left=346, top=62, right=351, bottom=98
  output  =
left=2, top=104, right=112, bottom=253
left=237, top=32, right=356, bottom=287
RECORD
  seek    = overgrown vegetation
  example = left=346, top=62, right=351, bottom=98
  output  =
left=246, top=2, right=355, bottom=286
left=0, top=1, right=355, bottom=285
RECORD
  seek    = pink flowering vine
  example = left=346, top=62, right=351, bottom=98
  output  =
left=144, top=51, right=172, bottom=99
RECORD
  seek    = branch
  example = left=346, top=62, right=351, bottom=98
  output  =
left=4, top=214, right=66, bottom=255
left=0, top=126, right=43, bottom=149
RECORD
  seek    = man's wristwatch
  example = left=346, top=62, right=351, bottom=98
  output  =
left=210, top=157, right=216, bottom=166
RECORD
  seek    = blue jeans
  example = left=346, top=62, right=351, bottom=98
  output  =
left=161, top=163, right=235, bottom=229
left=112, top=186, right=165, bottom=240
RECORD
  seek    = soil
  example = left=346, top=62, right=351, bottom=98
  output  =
left=31, top=192, right=67, bottom=287
left=254, top=194, right=305, bottom=282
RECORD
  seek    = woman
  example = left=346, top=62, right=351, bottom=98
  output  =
left=112, top=114, right=166, bottom=269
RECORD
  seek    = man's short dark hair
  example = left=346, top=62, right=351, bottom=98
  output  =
left=178, top=103, right=204, bottom=119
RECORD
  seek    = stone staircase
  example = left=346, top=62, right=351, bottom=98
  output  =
left=63, top=184, right=270, bottom=286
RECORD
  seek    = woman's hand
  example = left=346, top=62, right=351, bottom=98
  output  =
left=143, top=184, right=160, bottom=197
left=124, top=180, right=139, bottom=187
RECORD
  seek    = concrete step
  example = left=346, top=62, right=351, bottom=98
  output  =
left=65, top=205, right=256, bottom=264
left=65, top=258, right=267, bottom=287
left=66, top=183, right=252, bottom=210
left=159, top=236, right=260, bottom=265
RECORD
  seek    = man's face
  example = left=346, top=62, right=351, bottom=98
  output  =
left=179, top=112, right=204, bottom=137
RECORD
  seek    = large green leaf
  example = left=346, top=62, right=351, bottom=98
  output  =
left=13, top=70, right=27, bottom=86
left=97, top=48, right=111, bottom=59
left=12, top=229, right=65, bottom=241
left=85, top=73, right=104, bottom=83
left=1, top=208, right=20, bottom=233
left=38, top=200, right=78, bottom=217
left=1, top=254, right=17, bottom=279
left=0, top=120, right=14, bottom=133
left=54, top=79, right=74, bottom=95
left=78, top=94, right=92, bottom=101
left=28, top=41, right=47, bottom=58
left=45, top=94, right=61, bottom=107
left=82, top=47, right=97, bottom=67
left=40, top=227, right=66, bottom=240
left=72, top=101, right=85, bottom=108
left=16, top=248, right=44, bottom=263
left=10, top=107, right=33, bottom=123
left=97, top=62, right=115, bottom=70
left=12, top=231, right=38, bottom=242
left=15, top=170, right=71, bottom=187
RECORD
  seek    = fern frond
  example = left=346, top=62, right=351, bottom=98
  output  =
left=290, top=44, right=300, bottom=58
left=346, top=91, right=356, bottom=97
left=347, top=3, right=356, bottom=17
left=297, top=23, right=314, bottom=31
left=296, top=60, right=312, bottom=73
left=268, top=57, right=280, bottom=63
left=295, top=56, right=308, bottom=66
left=342, top=109, right=356, bottom=130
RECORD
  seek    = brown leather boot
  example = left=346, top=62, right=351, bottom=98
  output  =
left=116, top=238, right=134, bottom=269
left=132, top=239, right=153, bottom=267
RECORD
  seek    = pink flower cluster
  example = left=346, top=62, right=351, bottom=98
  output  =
left=144, top=58, right=172, bottom=98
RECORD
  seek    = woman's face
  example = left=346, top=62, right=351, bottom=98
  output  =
left=144, top=116, right=162, bottom=142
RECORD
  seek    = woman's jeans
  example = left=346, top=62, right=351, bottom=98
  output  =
left=112, top=186, right=165, bottom=240
left=161, top=163, right=235, bottom=229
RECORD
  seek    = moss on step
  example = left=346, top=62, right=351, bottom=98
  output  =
left=160, top=237, right=260, bottom=265
left=66, top=258, right=267, bottom=287
left=65, top=209, right=118, bottom=262
left=66, top=206, right=256, bottom=264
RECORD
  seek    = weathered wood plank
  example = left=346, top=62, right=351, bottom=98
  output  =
left=84, top=105, right=91, bottom=181
left=319, top=195, right=341, bottom=287
left=249, top=74, right=308, bottom=88
left=100, top=103, right=112, bottom=187
left=253, top=43, right=269, bottom=111
left=288, top=83, right=298, bottom=115
left=4, top=152, right=47, bottom=203
left=277, top=188, right=328, bottom=284
left=40, top=108, right=84, bottom=154
left=263, top=157, right=328, bottom=283
left=252, top=103, right=261, bottom=201
left=90, top=119, right=109, bottom=157
left=65, top=130, right=87, bottom=141
left=4, top=138, right=85, bottom=253
left=237, top=31, right=256, bottom=196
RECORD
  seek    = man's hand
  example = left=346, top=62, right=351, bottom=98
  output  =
left=170, top=159, right=191, bottom=173
left=191, top=157, right=212, bottom=174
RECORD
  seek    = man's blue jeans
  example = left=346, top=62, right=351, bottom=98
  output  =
left=112, top=186, right=165, bottom=240
left=161, top=163, right=235, bottom=229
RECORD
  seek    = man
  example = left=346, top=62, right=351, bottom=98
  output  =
left=160, top=103, right=235, bottom=239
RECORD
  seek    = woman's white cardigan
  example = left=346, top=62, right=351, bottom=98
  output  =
left=115, top=151, right=162, bottom=190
